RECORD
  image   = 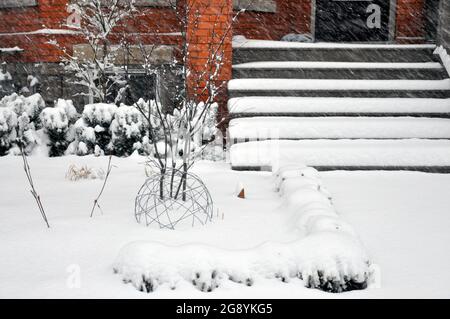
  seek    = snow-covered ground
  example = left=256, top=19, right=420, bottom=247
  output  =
left=0, top=155, right=449, bottom=298
left=322, top=171, right=450, bottom=298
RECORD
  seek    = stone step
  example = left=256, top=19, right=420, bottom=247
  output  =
left=232, top=40, right=438, bottom=64
left=232, top=61, right=448, bottom=80
left=230, top=139, right=450, bottom=172
left=228, top=79, right=450, bottom=98
left=227, top=97, right=450, bottom=118
left=229, top=117, right=450, bottom=141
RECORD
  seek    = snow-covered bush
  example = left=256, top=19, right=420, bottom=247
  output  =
left=1, top=93, right=45, bottom=125
left=166, top=101, right=220, bottom=162
left=109, top=104, right=146, bottom=156
left=0, top=93, right=45, bottom=154
left=0, top=107, right=17, bottom=155
left=132, top=99, right=162, bottom=156
left=67, top=103, right=117, bottom=155
left=67, top=119, right=96, bottom=156
left=65, top=164, right=105, bottom=181
left=114, top=165, right=371, bottom=294
left=41, top=99, right=79, bottom=156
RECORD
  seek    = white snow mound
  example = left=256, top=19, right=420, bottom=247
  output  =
left=114, top=166, right=371, bottom=293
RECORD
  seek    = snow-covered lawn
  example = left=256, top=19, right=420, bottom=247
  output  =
left=0, top=155, right=449, bottom=298
left=322, top=171, right=450, bottom=298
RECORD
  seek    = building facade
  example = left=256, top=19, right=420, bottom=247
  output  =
left=0, top=0, right=445, bottom=109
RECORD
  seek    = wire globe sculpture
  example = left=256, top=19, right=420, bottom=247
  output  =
left=135, top=168, right=214, bottom=229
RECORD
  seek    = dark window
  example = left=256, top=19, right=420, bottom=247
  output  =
left=425, top=0, right=440, bottom=42
left=315, top=0, right=390, bottom=42
left=106, top=65, right=183, bottom=112
left=124, top=73, right=156, bottom=105
left=106, top=72, right=156, bottom=105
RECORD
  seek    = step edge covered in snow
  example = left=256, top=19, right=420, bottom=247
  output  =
left=230, top=139, right=450, bottom=168
left=227, top=97, right=450, bottom=115
left=232, top=39, right=436, bottom=50
left=232, top=62, right=444, bottom=70
left=228, top=79, right=450, bottom=91
left=228, top=117, right=450, bottom=139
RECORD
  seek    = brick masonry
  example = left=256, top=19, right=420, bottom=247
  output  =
left=395, top=0, right=427, bottom=43
left=0, top=0, right=182, bottom=106
left=0, top=0, right=436, bottom=108
left=186, top=0, right=233, bottom=129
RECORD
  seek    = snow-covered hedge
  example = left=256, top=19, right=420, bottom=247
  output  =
left=0, top=95, right=219, bottom=158
left=66, top=102, right=153, bottom=157
left=0, top=93, right=45, bottom=155
left=67, top=103, right=117, bottom=156
left=110, top=104, right=146, bottom=157
left=41, top=99, right=78, bottom=156
left=113, top=165, right=372, bottom=293
left=0, top=107, right=17, bottom=155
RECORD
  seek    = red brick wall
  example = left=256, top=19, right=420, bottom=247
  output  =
left=0, top=0, right=69, bottom=62
left=186, top=0, right=232, bottom=127
left=0, top=0, right=430, bottom=64
left=396, top=0, right=426, bottom=42
left=0, top=0, right=181, bottom=63
left=232, top=0, right=427, bottom=43
left=233, top=0, right=312, bottom=40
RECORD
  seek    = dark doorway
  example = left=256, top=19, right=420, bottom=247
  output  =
left=424, top=0, right=440, bottom=42
left=315, top=0, right=391, bottom=42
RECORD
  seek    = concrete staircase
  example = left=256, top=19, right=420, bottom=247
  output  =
left=228, top=39, right=450, bottom=172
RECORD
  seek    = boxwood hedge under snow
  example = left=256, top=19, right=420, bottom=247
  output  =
left=113, top=165, right=372, bottom=293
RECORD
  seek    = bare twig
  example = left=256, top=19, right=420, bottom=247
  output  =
left=90, top=155, right=114, bottom=217
left=19, top=145, right=50, bottom=228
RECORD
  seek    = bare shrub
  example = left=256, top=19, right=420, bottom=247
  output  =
left=65, top=164, right=105, bottom=181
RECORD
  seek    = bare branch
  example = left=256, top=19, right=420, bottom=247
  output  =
left=90, top=155, right=114, bottom=217
left=19, top=145, right=50, bottom=228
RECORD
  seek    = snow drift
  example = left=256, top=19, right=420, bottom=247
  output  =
left=114, top=165, right=371, bottom=293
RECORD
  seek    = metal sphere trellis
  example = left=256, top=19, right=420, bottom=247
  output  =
left=135, top=168, right=213, bottom=229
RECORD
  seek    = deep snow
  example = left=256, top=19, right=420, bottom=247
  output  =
left=228, top=78, right=450, bottom=91
left=114, top=165, right=370, bottom=293
left=230, top=139, right=450, bottom=168
left=229, top=117, right=450, bottom=140
left=227, top=97, right=450, bottom=115
left=0, top=155, right=449, bottom=298
left=232, top=61, right=443, bottom=70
